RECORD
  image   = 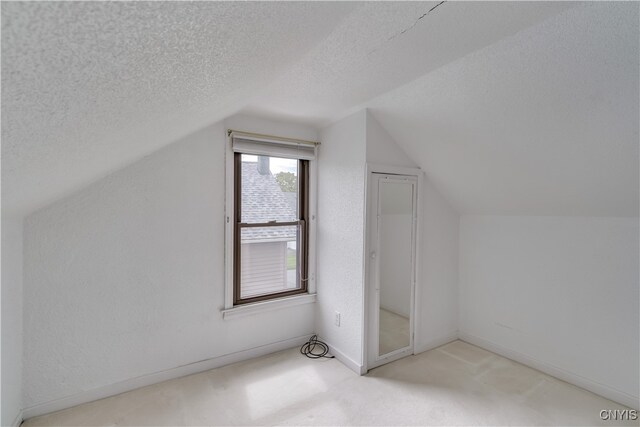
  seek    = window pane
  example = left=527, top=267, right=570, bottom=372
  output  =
left=240, top=226, right=300, bottom=299
left=241, top=154, right=298, bottom=223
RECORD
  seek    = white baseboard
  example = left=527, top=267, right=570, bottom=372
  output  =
left=10, top=409, right=23, bottom=427
left=415, top=330, right=459, bottom=354
left=22, top=334, right=313, bottom=420
left=321, top=338, right=366, bottom=375
left=459, top=332, right=640, bottom=410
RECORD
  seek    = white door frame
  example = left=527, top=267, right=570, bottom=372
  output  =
left=362, top=164, right=424, bottom=372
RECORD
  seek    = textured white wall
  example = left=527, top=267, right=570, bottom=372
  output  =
left=366, top=110, right=416, bottom=168
left=459, top=216, right=639, bottom=405
left=22, top=117, right=317, bottom=409
left=1, top=216, right=24, bottom=426
left=416, top=182, right=459, bottom=351
left=316, top=111, right=367, bottom=366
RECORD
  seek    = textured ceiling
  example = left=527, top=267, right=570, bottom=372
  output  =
left=241, top=1, right=575, bottom=126
left=369, top=2, right=639, bottom=216
left=2, top=2, right=638, bottom=217
left=1, top=1, right=357, bottom=216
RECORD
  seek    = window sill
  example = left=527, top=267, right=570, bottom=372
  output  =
left=222, top=293, right=317, bottom=320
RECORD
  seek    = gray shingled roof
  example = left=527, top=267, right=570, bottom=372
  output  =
left=241, top=161, right=297, bottom=242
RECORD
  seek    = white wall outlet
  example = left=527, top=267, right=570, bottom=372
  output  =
left=335, top=311, right=341, bottom=327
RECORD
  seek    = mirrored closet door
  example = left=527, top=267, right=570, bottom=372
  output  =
left=367, top=173, right=418, bottom=370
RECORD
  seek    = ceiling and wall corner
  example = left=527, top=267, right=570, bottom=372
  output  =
left=241, top=2, right=575, bottom=127
left=1, top=1, right=614, bottom=220
left=367, top=2, right=639, bottom=217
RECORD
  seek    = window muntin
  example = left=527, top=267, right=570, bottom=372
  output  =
left=234, top=153, right=308, bottom=305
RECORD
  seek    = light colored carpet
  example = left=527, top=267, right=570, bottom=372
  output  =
left=24, top=340, right=635, bottom=426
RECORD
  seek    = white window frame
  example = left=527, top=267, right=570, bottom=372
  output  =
left=222, top=130, right=318, bottom=319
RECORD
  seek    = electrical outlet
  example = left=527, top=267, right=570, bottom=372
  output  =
left=335, top=311, right=341, bottom=327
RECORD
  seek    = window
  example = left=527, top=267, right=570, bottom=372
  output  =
left=226, top=131, right=317, bottom=307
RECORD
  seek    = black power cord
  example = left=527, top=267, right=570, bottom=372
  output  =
left=300, top=335, right=334, bottom=359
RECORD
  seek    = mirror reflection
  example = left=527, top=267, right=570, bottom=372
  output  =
left=378, top=181, right=413, bottom=356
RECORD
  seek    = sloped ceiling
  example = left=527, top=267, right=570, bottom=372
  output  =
left=2, top=2, right=638, bottom=217
left=1, top=1, right=357, bottom=216
left=242, top=1, right=575, bottom=124
left=368, top=2, right=639, bottom=216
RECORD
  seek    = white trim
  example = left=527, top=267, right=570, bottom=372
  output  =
left=367, top=174, right=418, bottom=370
left=368, top=346, right=414, bottom=371
left=360, top=164, right=369, bottom=372
left=10, top=409, right=23, bottom=427
left=413, top=172, right=425, bottom=355
left=366, top=163, right=424, bottom=177
left=307, top=157, right=318, bottom=294
left=363, top=164, right=424, bottom=371
left=222, top=293, right=317, bottom=320
left=224, top=129, right=235, bottom=309
left=322, top=338, right=366, bottom=375
left=22, top=335, right=313, bottom=420
left=415, top=331, right=459, bottom=354
left=459, top=332, right=640, bottom=410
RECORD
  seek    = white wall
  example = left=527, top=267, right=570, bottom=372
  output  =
left=459, top=216, right=639, bottom=408
left=316, top=110, right=367, bottom=369
left=22, top=115, right=318, bottom=412
left=366, top=110, right=416, bottom=168
left=416, top=182, right=459, bottom=352
left=1, top=216, right=24, bottom=426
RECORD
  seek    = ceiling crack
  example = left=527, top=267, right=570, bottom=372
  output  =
left=368, top=1, right=446, bottom=56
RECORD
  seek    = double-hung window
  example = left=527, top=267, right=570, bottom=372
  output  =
left=226, top=131, right=317, bottom=307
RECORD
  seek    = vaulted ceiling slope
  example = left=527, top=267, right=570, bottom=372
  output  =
left=368, top=2, right=639, bottom=216
left=2, top=2, right=637, bottom=218
left=1, top=1, right=357, bottom=216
